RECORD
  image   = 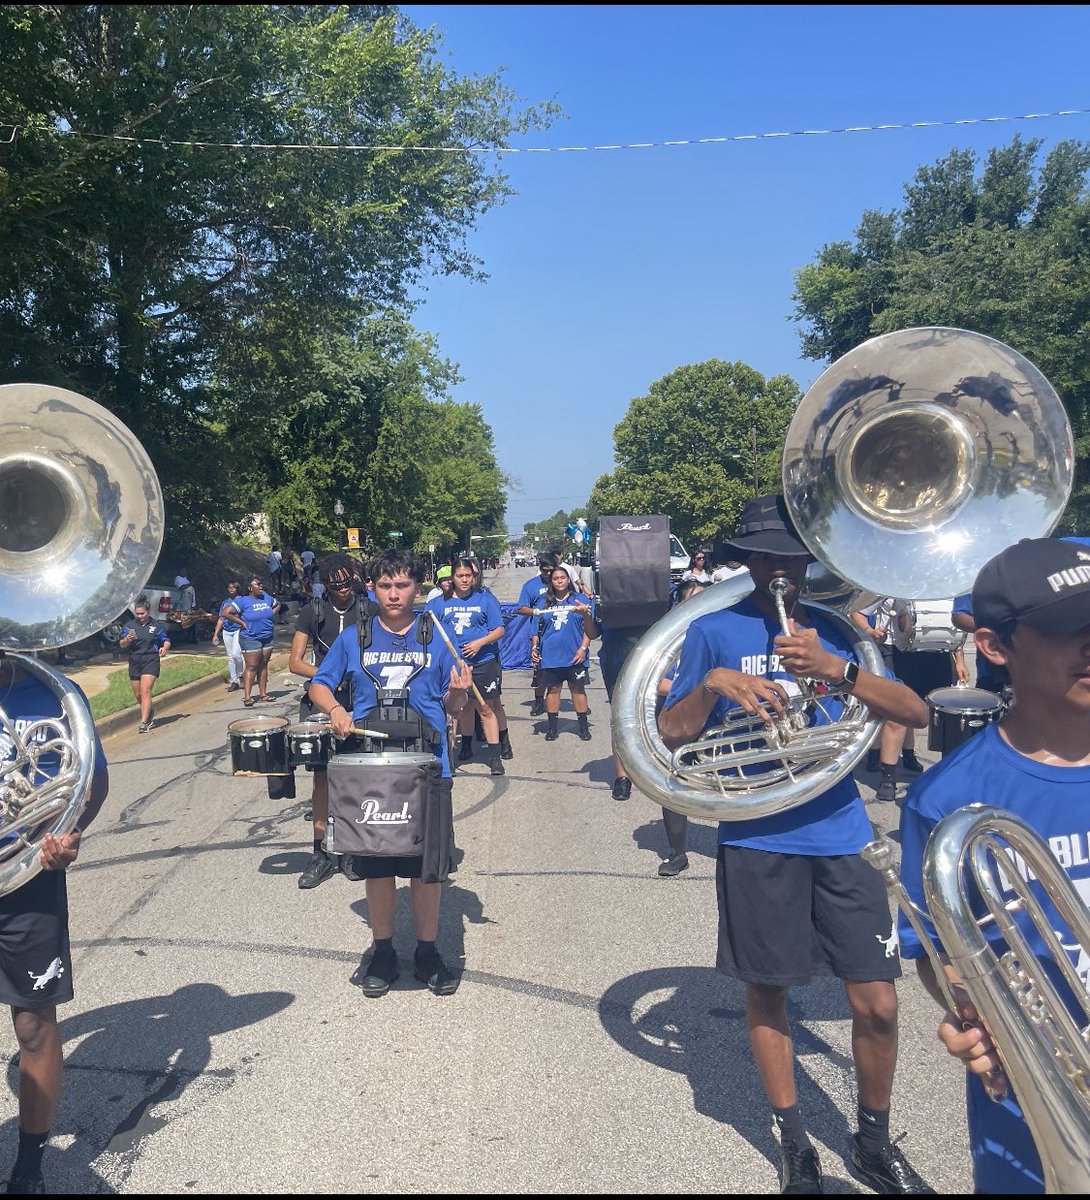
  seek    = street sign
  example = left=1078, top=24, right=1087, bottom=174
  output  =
left=346, top=528, right=360, bottom=549
left=388, top=531, right=402, bottom=539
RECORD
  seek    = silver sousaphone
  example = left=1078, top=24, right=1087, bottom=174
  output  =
left=0, top=384, right=163, bottom=894
left=612, top=327, right=1073, bottom=822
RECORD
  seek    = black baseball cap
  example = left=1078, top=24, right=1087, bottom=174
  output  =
left=973, top=538, right=1090, bottom=634
left=723, top=494, right=810, bottom=559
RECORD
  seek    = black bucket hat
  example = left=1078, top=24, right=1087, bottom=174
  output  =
left=723, top=494, right=810, bottom=559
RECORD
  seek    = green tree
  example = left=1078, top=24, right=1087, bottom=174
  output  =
left=0, top=4, right=552, bottom=545
left=589, top=360, right=801, bottom=546
left=793, top=136, right=1090, bottom=527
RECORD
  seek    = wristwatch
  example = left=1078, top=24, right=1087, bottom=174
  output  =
left=838, top=660, right=860, bottom=692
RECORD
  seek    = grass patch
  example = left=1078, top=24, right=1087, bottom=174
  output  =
left=89, top=657, right=227, bottom=721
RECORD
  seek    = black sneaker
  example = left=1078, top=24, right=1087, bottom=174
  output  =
left=6, top=1172, right=46, bottom=1195
left=876, top=777, right=898, bottom=803
left=340, top=854, right=362, bottom=882
left=611, top=777, right=632, bottom=801
left=490, top=758, right=505, bottom=777
left=499, top=740, right=514, bottom=761
left=414, top=948, right=458, bottom=995
left=354, top=949, right=399, bottom=998
left=298, top=851, right=337, bottom=890
left=901, top=752, right=925, bottom=774
left=227, top=681, right=240, bottom=692
left=529, top=699, right=545, bottom=716
left=658, top=853, right=689, bottom=877
left=779, top=1138, right=822, bottom=1194
left=850, top=1135, right=934, bottom=1194
left=458, top=740, right=473, bottom=763
left=577, top=725, right=592, bottom=742
left=544, top=728, right=559, bottom=742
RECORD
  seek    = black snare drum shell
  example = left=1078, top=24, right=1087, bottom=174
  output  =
left=926, top=688, right=1001, bottom=756
left=228, top=717, right=291, bottom=776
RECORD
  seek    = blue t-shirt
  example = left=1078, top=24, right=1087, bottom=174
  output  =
left=899, top=724, right=1090, bottom=1194
left=218, top=599, right=243, bottom=631
left=662, top=596, right=874, bottom=855
left=425, top=589, right=504, bottom=663
left=312, top=617, right=456, bottom=777
left=517, top=577, right=549, bottom=610
left=534, top=595, right=596, bottom=669
left=233, top=593, right=277, bottom=642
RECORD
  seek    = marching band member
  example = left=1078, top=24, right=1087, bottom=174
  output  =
left=530, top=565, right=599, bottom=743
left=427, top=559, right=510, bottom=774
left=658, top=494, right=933, bottom=1195
left=0, top=657, right=109, bottom=1195
left=288, top=555, right=369, bottom=890
left=899, top=539, right=1090, bottom=1195
left=308, top=550, right=472, bottom=998
left=118, top=596, right=170, bottom=734
left=517, top=555, right=555, bottom=716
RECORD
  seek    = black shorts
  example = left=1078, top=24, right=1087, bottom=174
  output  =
left=542, top=663, right=590, bottom=688
left=891, top=648, right=955, bottom=700
left=0, top=871, right=73, bottom=1009
left=599, top=633, right=644, bottom=702
left=715, top=844, right=901, bottom=986
left=128, top=656, right=160, bottom=681
left=471, top=659, right=502, bottom=701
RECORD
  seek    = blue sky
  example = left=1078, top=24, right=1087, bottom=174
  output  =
left=401, top=4, right=1090, bottom=534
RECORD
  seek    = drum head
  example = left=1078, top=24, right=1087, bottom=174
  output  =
left=228, top=716, right=290, bottom=734
left=926, top=686, right=1001, bottom=715
left=330, top=752, right=437, bottom=769
left=286, top=721, right=330, bottom=737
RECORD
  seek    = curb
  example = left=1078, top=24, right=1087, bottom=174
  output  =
left=96, top=651, right=292, bottom=741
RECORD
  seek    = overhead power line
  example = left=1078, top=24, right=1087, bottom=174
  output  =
left=10, top=107, right=1089, bottom=156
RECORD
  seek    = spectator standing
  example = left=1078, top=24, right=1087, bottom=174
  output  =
left=212, top=581, right=245, bottom=692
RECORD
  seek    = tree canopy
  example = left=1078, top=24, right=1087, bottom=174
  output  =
left=793, top=135, right=1090, bottom=527
left=0, top=4, right=550, bottom=553
left=589, top=360, right=801, bottom=546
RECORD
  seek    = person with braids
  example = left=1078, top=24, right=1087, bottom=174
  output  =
left=288, top=553, right=376, bottom=889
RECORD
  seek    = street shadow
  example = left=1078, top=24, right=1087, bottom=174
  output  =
left=580, top=755, right=614, bottom=785
left=346, top=879, right=493, bottom=994
left=631, top=817, right=718, bottom=861
left=599, top=966, right=862, bottom=1190
left=0, top=983, right=293, bottom=1194
left=259, top=850, right=312, bottom=876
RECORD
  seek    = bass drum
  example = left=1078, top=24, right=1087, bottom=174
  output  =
left=228, top=716, right=290, bottom=776
left=926, top=686, right=1002, bottom=756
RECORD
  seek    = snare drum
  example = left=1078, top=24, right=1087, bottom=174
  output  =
left=926, top=686, right=1002, bottom=756
left=287, top=718, right=332, bottom=769
left=227, top=716, right=290, bottom=776
left=326, top=752, right=440, bottom=857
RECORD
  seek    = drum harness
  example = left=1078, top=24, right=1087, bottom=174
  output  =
left=349, top=611, right=444, bottom=756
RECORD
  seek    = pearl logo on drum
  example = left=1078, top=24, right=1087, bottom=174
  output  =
left=618, top=522, right=651, bottom=532
left=355, top=799, right=412, bottom=825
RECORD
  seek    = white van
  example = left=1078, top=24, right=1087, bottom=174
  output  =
left=669, top=534, right=690, bottom=581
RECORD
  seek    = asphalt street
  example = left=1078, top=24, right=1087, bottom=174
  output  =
left=6, top=564, right=973, bottom=1194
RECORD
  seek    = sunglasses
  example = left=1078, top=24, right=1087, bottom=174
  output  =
left=326, top=578, right=353, bottom=590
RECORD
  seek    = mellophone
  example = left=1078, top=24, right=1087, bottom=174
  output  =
left=227, top=714, right=390, bottom=777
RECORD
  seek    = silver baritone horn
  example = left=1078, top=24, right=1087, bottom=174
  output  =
left=611, top=328, right=1073, bottom=822
left=864, top=807, right=1090, bottom=1194
left=0, top=384, right=163, bottom=895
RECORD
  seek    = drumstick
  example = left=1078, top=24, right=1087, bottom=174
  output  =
left=350, top=727, right=390, bottom=739
left=427, top=615, right=487, bottom=706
